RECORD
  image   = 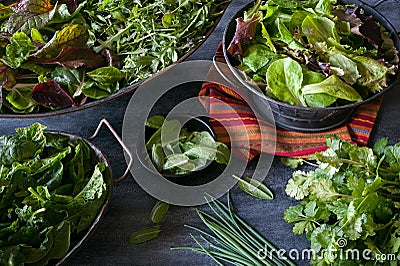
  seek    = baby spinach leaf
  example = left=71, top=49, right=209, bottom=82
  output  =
left=150, top=201, right=169, bottom=224
left=129, top=226, right=161, bottom=244
left=151, top=144, right=164, bottom=172
left=271, top=0, right=319, bottom=8
left=266, top=57, right=305, bottom=106
left=302, top=75, right=362, bottom=102
left=51, top=66, right=86, bottom=97
left=8, top=0, right=56, bottom=34
left=1, top=32, right=37, bottom=69
left=163, top=153, right=190, bottom=171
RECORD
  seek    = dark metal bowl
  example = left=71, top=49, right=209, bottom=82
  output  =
left=136, top=115, right=226, bottom=186
left=222, top=0, right=400, bottom=132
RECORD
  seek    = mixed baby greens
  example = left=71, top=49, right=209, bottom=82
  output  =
left=227, top=0, right=399, bottom=108
left=145, top=115, right=230, bottom=176
left=0, top=0, right=227, bottom=114
left=0, top=123, right=108, bottom=265
left=284, top=137, right=400, bottom=265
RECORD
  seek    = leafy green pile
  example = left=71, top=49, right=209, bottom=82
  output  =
left=0, top=123, right=108, bottom=265
left=227, top=0, right=399, bottom=108
left=0, top=0, right=227, bottom=114
left=145, top=116, right=230, bottom=175
left=85, top=0, right=228, bottom=83
left=284, top=137, right=400, bottom=265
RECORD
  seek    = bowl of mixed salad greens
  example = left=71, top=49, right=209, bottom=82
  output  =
left=222, top=0, right=400, bottom=131
left=0, top=120, right=132, bottom=265
left=0, top=0, right=228, bottom=117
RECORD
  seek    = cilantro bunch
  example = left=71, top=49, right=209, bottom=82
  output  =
left=284, top=137, right=400, bottom=265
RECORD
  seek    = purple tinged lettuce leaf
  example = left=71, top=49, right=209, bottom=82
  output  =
left=37, top=46, right=106, bottom=69
left=8, top=0, right=56, bottom=34
left=227, top=13, right=262, bottom=56
left=332, top=6, right=383, bottom=49
left=32, top=80, right=73, bottom=108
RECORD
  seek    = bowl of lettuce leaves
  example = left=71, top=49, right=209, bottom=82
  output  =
left=0, top=0, right=228, bottom=117
left=222, top=0, right=400, bottom=132
left=0, top=122, right=130, bottom=265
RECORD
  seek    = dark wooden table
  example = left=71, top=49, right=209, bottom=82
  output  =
left=1, top=0, right=399, bottom=265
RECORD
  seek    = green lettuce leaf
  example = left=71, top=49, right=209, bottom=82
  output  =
left=266, top=57, right=305, bottom=106
left=302, top=75, right=362, bottom=102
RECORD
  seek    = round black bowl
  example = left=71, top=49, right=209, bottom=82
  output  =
left=136, top=115, right=226, bottom=186
left=222, top=1, right=400, bottom=132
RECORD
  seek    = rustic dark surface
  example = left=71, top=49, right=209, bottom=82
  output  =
left=0, top=0, right=399, bottom=265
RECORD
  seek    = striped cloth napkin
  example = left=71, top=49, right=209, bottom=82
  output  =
left=199, top=44, right=382, bottom=161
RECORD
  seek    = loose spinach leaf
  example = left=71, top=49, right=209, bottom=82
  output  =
left=129, top=226, right=161, bottom=244
left=234, top=175, right=274, bottom=200
left=150, top=201, right=169, bottom=224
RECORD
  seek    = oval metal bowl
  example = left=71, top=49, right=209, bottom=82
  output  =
left=222, top=0, right=400, bottom=132
left=0, top=2, right=229, bottom=119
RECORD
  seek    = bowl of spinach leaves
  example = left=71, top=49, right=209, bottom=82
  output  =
left=0, top=0, right=228, bottom=117
left=222, top=0, right=400, bottom=132
left=137, top=115, right=230, bottom=186
left=0, top=120, right=132, bottom=265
